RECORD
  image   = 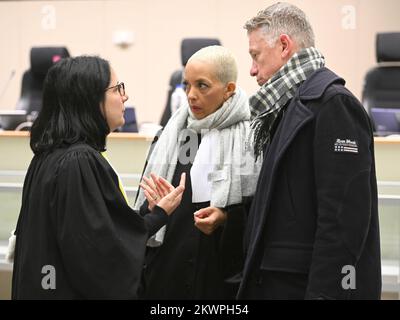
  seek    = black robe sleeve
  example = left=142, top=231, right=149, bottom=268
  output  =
left=53, top=148, right=166, bottom=299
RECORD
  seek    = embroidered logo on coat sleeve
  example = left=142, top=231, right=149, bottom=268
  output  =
left=334, top=138, right=359, bottom=154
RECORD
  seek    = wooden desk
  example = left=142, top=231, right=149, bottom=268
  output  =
left=1, top=131, right=399, bottom=182
left=374, top=137, right=400, bottom=182
left=0, top=131, right=153, bottom=175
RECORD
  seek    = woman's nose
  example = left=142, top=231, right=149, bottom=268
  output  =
left=187, top=87, right=196, bottom=101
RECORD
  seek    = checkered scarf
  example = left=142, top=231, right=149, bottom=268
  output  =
left=250, top=47, right=325, bottom=159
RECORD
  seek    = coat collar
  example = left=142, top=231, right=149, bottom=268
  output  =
left=273, top=67, right=345, bottom=160
left=297, top=67, right=345, bottom=101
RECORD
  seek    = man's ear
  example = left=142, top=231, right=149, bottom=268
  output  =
left=279, top=34, right=297, bottom=60
left=224, top=82, right=236, bottom=101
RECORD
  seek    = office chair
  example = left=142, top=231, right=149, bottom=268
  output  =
left=16, top=46, right=70, bottom=120
left=362, top=33, right=400, bottom=116
left=0, top=47, right=70, bottom=130
left=118, top=106, right=138, bottom=132
left=159, top=38, right=221, bottom=127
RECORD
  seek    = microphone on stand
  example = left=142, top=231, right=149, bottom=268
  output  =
left=0, top=70, right=19, bottom=130
left=0, top=70, right=16, bottom=102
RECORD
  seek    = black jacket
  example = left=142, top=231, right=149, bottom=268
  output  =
left=12, top=143, right=168, bottom=299
left=237, top=68, right=381, bottom=299
left=139, top=133, right=247, bottom=299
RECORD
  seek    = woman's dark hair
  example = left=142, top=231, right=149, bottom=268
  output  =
left=30, top=55, right=111, bottom=154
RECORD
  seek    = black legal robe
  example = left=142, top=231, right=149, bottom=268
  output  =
left=12, top=143, right=168, bottom=299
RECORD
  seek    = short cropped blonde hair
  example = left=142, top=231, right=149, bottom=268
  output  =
left=186, top=45, right=238, bottom=84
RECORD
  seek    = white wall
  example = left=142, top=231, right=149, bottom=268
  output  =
left=0, top=0, right=399, bottom=124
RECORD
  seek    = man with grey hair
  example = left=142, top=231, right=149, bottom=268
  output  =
left=238, top=2, right=381, bottom=299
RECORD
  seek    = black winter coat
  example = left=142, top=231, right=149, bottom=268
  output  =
left=237, top=68, right=381, bottom=299
left=139, top=134, right=247, bottom=299
left=12, top=144, right=168, bottom=299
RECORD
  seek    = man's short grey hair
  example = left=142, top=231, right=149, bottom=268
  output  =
left=186, top=45, right=238, bottom=84
left=244, top=2, right=315, bottom=49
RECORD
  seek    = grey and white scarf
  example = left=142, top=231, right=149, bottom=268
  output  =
left=134, top=87, right=261, bottom=246
left=250, top=47, right=325, bottom=158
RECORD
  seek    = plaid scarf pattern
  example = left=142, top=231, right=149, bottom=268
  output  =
left=250, top=47, right=325, bottom=158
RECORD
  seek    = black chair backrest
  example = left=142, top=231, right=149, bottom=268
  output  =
left=159, top=38, right=221, bottom=127
left=16, top=46, right=70, bottom=115
left=362, top=33, right=400, bottom=113
left=180, top=38, right=221, bottom=66
left=120, top=106, right=138, bottom=132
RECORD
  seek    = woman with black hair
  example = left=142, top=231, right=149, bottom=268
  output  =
left=11, top=55, right=185, bottom=299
